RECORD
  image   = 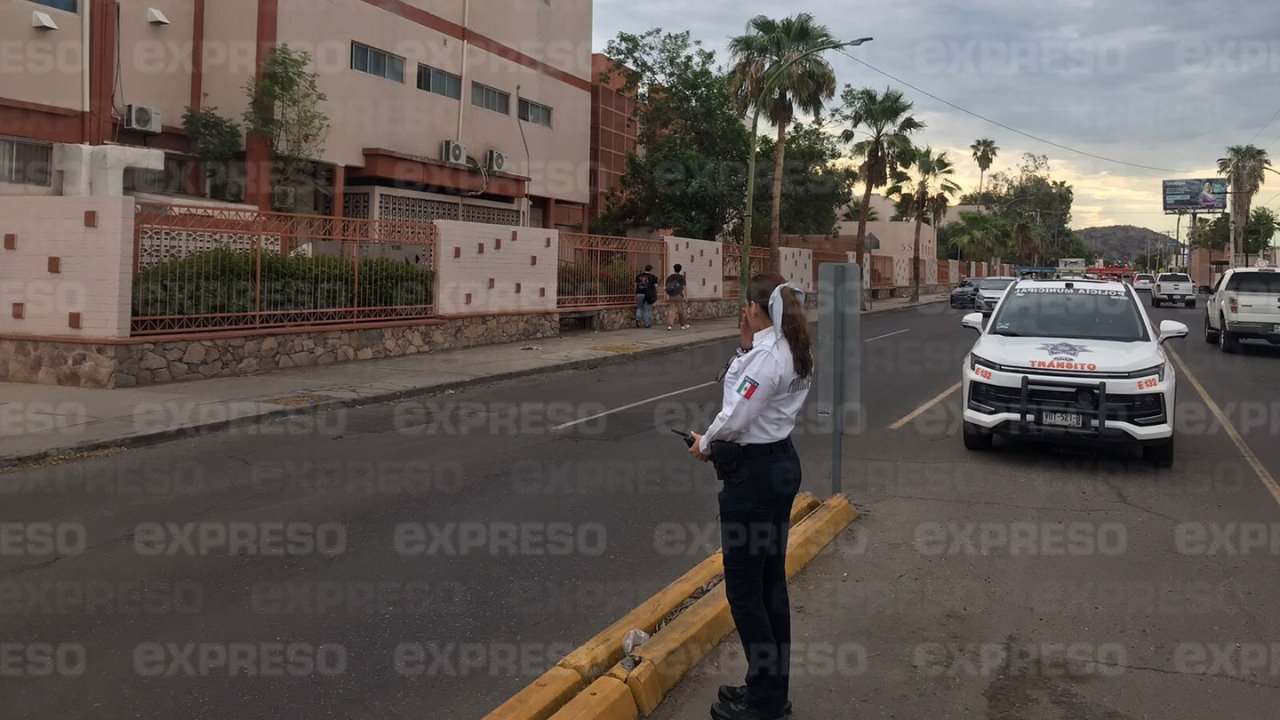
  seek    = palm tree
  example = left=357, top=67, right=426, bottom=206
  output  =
left=1217, top=145, right=1272, bottom=260
left=840, top=198, right=879, bottom=223
left=729, top=14, right=839, bottom=266
left=970, top=138, right=999, bottom=197
left=837, top=87, right=924, bottom=306
left=890, top=147, right=961, bottom=302
left=951, top=212, right=1010, bottom=261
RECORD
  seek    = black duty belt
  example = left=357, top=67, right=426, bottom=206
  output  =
left=738, top=438, right=794, bottom=459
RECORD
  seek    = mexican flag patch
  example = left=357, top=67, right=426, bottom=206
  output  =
left=736, top=376, right=760, bottom=399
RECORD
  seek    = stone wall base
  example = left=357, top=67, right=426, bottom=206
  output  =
left=0, top=314, right=558, bottom=389
left=593, top=298, right=742, bottom=332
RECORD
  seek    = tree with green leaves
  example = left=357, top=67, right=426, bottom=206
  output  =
left=181, top=106, right=241, bottom=201
left=961, top=153, right=1074, bottom=261
left=1217, top=145, right=1271, bottom=259
left=837, top=86, right=924, bottom=306
left=243, top=45, right=330, bottom=212
left=728, top=13, right=839, bottom=263
left=751, top=120, right=859, bottom=237
left=970, top=138, right=998, bottom=197
left=948, top=212, right=1011, bottom=261
left=890, top=146, right=961, bottom=302
left=841, top=197, right=879, bottom=223
left=599, top=29, right=751, bottom=240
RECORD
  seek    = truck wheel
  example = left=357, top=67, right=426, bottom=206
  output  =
left=1143, top=437, right=1175, bottom=468
left=1204, top=314, right=1219, bottom=343
left=1219, top=316, right=1239, bottom=353
left=963, top=422, right=993, bottom=451
left=1152, top=296, right=1161, bottom=308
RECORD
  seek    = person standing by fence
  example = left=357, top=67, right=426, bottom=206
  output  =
left=635, top=264, right=658, bottom=328
left=666, top=264, right=689, bottom=331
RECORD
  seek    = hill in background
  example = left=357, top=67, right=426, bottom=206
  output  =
left=1076, top=225, right=1180, bottom=261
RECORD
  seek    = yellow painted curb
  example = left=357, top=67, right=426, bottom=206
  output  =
left=556, top=492, right=819, bottom=685
left=786, top=494, right=857, bottom=578
left=483, top=666, right=584, bottom=720
left=609, top=495, right=857, bottom=717
left=547, top=677, right=638, bottom=720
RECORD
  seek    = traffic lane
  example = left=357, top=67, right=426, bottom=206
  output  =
left=1148, top=301, right=1280, bottom=484
left=0, top=305, right=957, bottom=719
left=655, top=370, right=1280, bottom=719
left=0, top=303, right=968, bottom=719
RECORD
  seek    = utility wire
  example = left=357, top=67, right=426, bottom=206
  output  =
left=1248, top=105, right=1280, bottom=145
left=834, top=49, right=1190, bottom=174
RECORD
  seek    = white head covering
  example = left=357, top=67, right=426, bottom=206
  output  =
left=768, top=282, right=806, bottom=338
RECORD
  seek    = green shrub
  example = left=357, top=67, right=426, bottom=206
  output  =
left=133, top=247, right=434, bottom=317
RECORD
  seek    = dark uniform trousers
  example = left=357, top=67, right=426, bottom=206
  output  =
left=716, top=438, right=802, bottom=714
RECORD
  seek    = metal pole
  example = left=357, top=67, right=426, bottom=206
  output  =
left=830, top=297, right=844, bottom=496
left=740, top=107, right=763, bottom=301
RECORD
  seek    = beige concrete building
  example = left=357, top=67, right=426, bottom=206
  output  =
left=0, top=0, right=593, bottom=229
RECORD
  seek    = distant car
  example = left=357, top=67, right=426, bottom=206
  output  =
left=975, top=277, right=1017, bottom=315
left=1133, top=274, right=1155, bottom=292
left=960, top=277, right=1189, bottom=467
left=1153, top=273, right=1194, bottom=308
left=1204, top=267, right=1280, bottom=352
left=950, top=278, right=980, bottom=308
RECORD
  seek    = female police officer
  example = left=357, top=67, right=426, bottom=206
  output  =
left=689, top=272, right=812, bottom=720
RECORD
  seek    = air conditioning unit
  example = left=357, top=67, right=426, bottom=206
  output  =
left=486, top=150, right=508, bottom=173
left=123, top=104, right=163, bottom=134
left=272, top=185, right=297, bottom=211
left=441, top=140, right=467, bottom=165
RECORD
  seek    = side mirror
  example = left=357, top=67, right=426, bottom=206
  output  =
left=1158, top=320, right=1189, bottom=343
left=962, top=312, right=984, bottom=333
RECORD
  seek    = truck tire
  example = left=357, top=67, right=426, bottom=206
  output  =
left=963, top=421, right=993, bottom=451
left=1152, top=296, right=1161, bottom=308
left=1219, top=315, right=1239, bottom=353
left=1204, top=314, right=1219, bottom=343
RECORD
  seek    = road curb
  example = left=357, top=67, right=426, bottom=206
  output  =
left=1, top=299, right=943, bottom=466
left=483, top=494, right=856, bottom=720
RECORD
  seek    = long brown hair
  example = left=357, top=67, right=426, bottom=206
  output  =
left=748, top=272, right=813, bottom=378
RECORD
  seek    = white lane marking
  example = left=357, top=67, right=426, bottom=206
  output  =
left=866, top=329, right=911, bottom=342
left=554, top=327, right=913, bottom=432
left=551, top=382, right=718, bottom=431
left=889, top=381, right=962, bottom=430
left=1167, top=347, right=1280, bottom=510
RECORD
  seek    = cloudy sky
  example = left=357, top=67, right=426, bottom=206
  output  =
left=592, top=0, right=1280, bottom=233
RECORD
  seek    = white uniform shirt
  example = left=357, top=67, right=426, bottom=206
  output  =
left=699, top=326, right=810, bottom=453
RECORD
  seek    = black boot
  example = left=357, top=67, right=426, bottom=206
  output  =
left=717, top=686, right=792, bottom=714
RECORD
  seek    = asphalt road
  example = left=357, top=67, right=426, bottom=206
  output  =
left=3, top=299, right=1279, bottom=719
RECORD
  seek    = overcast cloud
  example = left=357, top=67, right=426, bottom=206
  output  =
left=593, top=0, right=1280, bottom=233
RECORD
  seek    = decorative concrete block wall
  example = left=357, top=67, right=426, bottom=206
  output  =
left=779, top=247, right=813, bottom=292
left=434, top=221, right=558, bottom=315
left=0, top=196, right=133, bottom=338
left=665, top=236, right=722, bottom=299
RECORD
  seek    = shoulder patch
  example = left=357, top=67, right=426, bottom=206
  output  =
left=735, top=376, right=760, bottom=399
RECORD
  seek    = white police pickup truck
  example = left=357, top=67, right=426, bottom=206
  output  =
left=960, top=278, right=1189, bottom=467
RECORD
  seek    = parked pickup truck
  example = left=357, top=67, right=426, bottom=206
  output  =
left=1152, top=273, right=1195, bottom=308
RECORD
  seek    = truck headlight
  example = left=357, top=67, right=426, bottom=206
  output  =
left=970, top=353, right=999, bottom=372
left=1128, top=363, right=1166, bottom=382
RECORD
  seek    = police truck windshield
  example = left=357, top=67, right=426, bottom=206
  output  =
left=989, top=287, right=1149, bottom=342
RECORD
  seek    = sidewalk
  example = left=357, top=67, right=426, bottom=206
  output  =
left=0, top=294, right=945, bottom=463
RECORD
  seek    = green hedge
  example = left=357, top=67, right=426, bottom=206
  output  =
left=133, top=247, right=434, bottom=316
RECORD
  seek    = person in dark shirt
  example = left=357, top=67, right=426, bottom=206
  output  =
left=666, top=263, right=689, bottom=330
left=635, top=264, right=658, bottom=328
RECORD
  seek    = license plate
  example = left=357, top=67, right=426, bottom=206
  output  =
left=1042, top=412, right=1083, bottom=428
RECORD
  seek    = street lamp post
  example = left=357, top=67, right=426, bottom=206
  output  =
left=738, top=36, right=872, bottom=300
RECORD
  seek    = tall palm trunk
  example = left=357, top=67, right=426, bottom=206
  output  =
left=769, top=122, right=786, bottom=269
left=911, top=211, right=923, bottom=303
left=855, top=179, right=874, bottom=310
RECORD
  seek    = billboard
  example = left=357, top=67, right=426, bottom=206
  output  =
left=1163, top=178, right=1227, bottom=213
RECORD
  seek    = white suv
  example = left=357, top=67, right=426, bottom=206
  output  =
left=1204, top=267, right=1280, bottom=352
left=961, top=278, right=1189, bottom=467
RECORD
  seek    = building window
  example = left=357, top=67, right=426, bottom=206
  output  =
left=471, top=82, right=510, bottom=115
left=417, top=64, right=462, bottom=100
left=30, top=0, right=78, bottom=12
left=351, top=42, right=405, bottom=83
left=0, top=137, right=53, bottom=187
left=518, top=98, right=553, bottom=127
